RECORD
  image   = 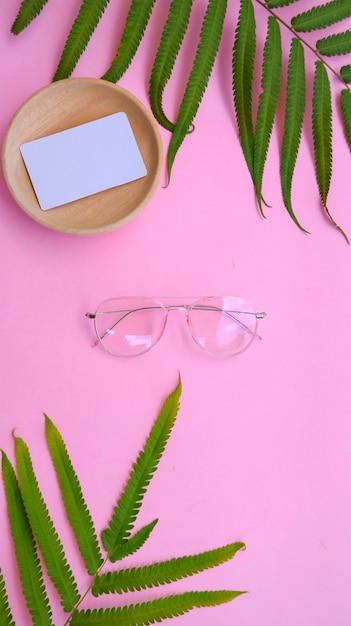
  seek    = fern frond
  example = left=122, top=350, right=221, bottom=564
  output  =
left=291, top=0, right=351, bottom=32
left=1, top=451, right=53, bottom=626
left=340, top=65, right=351, bottom=82
left=14, top=436, right=79, bottom=612
left=253, top=16, right=282, bottom=216
left=101, top=377, right=182, bottom=556
left=45, top=415, right=104, bottom=576
left=148, top=0, right=194, bottom=132
left=101, top=0, right=156, bottom=83
left=108, top=519, right=159, bottom=563
left=71, top=590, right=244, bottom=624
left=280, top=37, right=308, bottom=232
left=341, top=88, right=351, bottom=149
left=312, top=62, right=349, bottom=242
left=167, top=0, right=228, bottom=182
left=265, top=0, right=299, bottom=8
left=316, top=30, right=351, bottom=56
left=53, top=0, right=110, bottom=81
left=232, top=0, right=256, bottom=180
left=92, top=541, right=245, bottom=596
left=0, top=568, right=15, bottom=626
left=11, top=0, right=49, bottom=34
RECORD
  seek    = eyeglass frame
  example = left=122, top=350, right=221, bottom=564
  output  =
left=85, top=296, right=267, bottom=358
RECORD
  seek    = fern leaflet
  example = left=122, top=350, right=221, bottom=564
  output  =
left=45, top=414, right=104, bottom=576
left=291, top=0, right=351, bottom=32
left=316, top=30, right=351, bottom=56
left=92, top=541, right=245, bottom=595
left=53, top=0, right=110, bottom=81
left=108, top=519, right=159, bottom=563
left=340, top=65, right=351, bottom=82
left=1, top=451, right=53, bottom=626
left=312, top=62, right=348, bottom=242
left=280, top=37, right=308, bottom=232
left=341, top=88, right=351, bottom=149
left=253, top=15, right=282, bottom=215
left=0, top=569, right=15, bottom=626
left=102, top=0, right=156, bottom=82
left=101, top=378, right=182, bottom=556
left=11, top=0, right=49, bottom=34
left=149, top=0, right=194, bottom=132
left=232, top=0, right=256, bottom=180
left=312, top=61, right=332, bottom=205
left=167, top=0, right=228, bottom=182
left=265, top=0, right=299, bottom=8
left=15, top=436, right=79, bottom=612
left=71, top=590, right=244, bottom=624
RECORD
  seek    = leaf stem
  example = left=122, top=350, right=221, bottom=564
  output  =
left=63, top=555, right=110, bottom=625
left=323, top=204, right=350, bottom=244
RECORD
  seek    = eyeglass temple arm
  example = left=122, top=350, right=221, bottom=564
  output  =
left=85, top=307, right=157, bottom=345
left=191, top=305, right=266, bottom=339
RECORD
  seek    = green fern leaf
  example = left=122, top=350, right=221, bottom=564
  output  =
left=0, top=568, right=15, bottom=626
left=14, top=436, right=79, bottom=612
left=265, top=0, right=299, bottom=7
left=291, top=0, right=351, bottom=32
left=45, top=415, right=104, bottom=576
left=253, top=16, right=282, bottom=215
left=341, top=88, right=351, bottom=149
left=71, top=590, right=244, bottom=624
left=108, top=519, right=159, bottom=563
left=316, top=30, right=351, bottom=56
left=1, top=451, right=53, bottom=626
left=53, top=0, right=110, bottom=81
left=148, top=0, right=194, bottom=132
left=312, top=61, right=332, bottom=206
left=312, top=62, right=349, bottom=242
left=167, top=0, right=228, bottom=182
left=340, top=65, right=351, bottom=82
left=11, top=0, right=49, bottom=34
left=101, top=0, right=156, bottom=83
left=280, top=37, right=308, bottom=232
left=92, top=541, right=245, bottom=596
left=101, top=377, right=182, bottom=556
left=232, top=0, right=256, bottom=180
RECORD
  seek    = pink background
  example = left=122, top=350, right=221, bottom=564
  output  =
left=1, top=1, right=351, bottom=624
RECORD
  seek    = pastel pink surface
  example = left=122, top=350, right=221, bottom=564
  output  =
left=1, top=1, right=351, bottom=625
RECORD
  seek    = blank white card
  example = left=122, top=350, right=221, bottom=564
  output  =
left=20, top=112, right=147, bottom=211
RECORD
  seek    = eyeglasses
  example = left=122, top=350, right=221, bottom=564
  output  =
left=85, top=296, right=266, bottom=358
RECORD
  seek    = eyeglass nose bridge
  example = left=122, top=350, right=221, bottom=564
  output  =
left=120, top=304, right=190, bottom=354
left=161, top=305, right=193, bottom=347
left=162, top=303, right=217, bottom=353
left=164, top=303, right=189, bottom=313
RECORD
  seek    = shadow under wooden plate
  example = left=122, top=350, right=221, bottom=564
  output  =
left=2, top=78, right=163, bottom=235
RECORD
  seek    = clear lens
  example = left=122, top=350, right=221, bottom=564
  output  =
left=94, top=297, right=167, bottom=356
left=187, top=296, right=258, bottom=357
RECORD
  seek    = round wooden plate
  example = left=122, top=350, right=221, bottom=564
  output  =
left=2, top=78, right=163, bottom=235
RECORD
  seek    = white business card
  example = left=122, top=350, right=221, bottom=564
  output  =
left=20, top=112, right=147, bottom=210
